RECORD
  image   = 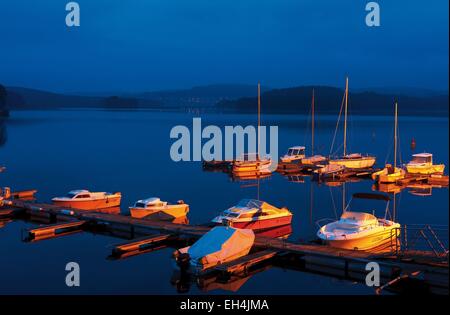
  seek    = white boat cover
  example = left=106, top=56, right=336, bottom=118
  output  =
left=188, top=226, right=255, bottom=269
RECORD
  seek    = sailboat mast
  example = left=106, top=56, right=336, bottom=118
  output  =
left=342, top=182, right=346, bottom=212
left=257, top=82, right=261, bottom=158
left=311, top=89, right=315, bottom=156
left=394, top=101, right=398, bottom=169
left=343, top=77, right=349, bottom=157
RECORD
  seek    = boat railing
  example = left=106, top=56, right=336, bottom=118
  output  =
left=315, top=218, right=336, bottom=229
left=390, top=224, right=449, bottom=261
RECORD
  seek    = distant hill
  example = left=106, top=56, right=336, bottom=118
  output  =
left=135, top=84, right=270, bottom=107
left=217, top=86, right=449, bottom=116
left=2, top=84, right=448, bottom=116
left=4, top=87, right=161, bottom=109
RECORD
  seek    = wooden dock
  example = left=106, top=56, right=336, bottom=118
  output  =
left=3, top=198, right=449, bottom=294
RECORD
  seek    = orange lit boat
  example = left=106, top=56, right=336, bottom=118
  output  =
left=129, top=197, right=189, bottom=219
left=406, top=153, right=445, bottom=175
left=328, top=78, right=376, bottom=170
left=52, top=190, right=121, bottom=210
left=212, top=199, right=292, bottom=230
left=372, top=102, right=405, bottom=183
left=317, top=193, right=400, bottom=251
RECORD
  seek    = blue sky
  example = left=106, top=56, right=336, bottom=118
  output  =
left=0, top=0, right=448, bottom=93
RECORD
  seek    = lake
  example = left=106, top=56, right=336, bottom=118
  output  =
left=0, top=109, right=448, bottom=294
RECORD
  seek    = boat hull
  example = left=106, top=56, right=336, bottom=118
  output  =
left=232, top=160, right=273, bottom=174
left=372, top=167, right=405, bottom=183
left=406, top=164, right=445, bottom=175
left=218, top=215, right=292, bottom=230
left=329, top=156, right=376, bottom=169
left=324, top=225, right=400, bottom=251
left=130, top=204, right=189, bottom=219
left=52, top=196, right=121, bottom=210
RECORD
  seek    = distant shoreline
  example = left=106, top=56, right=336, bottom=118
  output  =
left=7, top=107, right=449, bottom=118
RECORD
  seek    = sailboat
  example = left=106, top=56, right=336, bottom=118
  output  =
left=328, top=77, right=376, bottom=170
left=299, top=89, right=327, bottom=169
left=232, top=82, right=273, bottom=176
left=372, top=102, right=405, bottom=183
left=279, top=89, right=327, bottom=168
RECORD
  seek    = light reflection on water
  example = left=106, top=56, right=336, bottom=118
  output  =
left=0, top=110, right=448, bottom=294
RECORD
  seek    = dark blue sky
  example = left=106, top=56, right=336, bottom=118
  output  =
left=0, top=0, right=448, bottom=93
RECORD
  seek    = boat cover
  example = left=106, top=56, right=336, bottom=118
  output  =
left=188, top=226, right=255, bottom=268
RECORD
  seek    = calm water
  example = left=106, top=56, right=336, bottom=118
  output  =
left=0, top=110, right=448, bottom=294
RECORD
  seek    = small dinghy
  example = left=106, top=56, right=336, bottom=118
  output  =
left=52, top=190, right=121, bottom=210
left=314, top=164, right=345, bottom=178
left=129, top=197, right=189, bottom=219
left=173, top=226, right=255, bottom=272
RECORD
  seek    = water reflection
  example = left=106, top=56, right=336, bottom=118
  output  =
left=0, top=120, right=7, bottom=147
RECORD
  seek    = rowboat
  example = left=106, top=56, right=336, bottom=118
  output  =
left=211, top=199, right=292, bottom=230
left=314, top=163, right=345, bottom=178
left=129, top=197, right=189, bottom=219
left=52, top=190, right=121, bottom=210
left=406, top=153, right=445, bottom=175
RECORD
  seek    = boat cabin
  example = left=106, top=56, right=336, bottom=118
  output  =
left=410, top=153, right=433, bottom=164
left=133, top=197, right=167, bottom=209
left=65, top=190, right=92, bottom=199
left=286, top=146, right=305, bottom=157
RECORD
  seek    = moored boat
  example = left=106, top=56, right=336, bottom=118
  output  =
left=372, top=102, right=405, bottom=183
left=314, top=163, right=345, bottom=178
left=328, top=77, right=376, bottom=170
left=280, top=146, right=306, bottom=163
left=173, top=226, right=255, bottom=272
left=317, top=193, right=400, bottom=251
left=211, top=199, right=292, bottom=230
left=52, top=190, right=121, bottom=210
left=233, top=82, right=274, bottom=176
left=372, top=164, right=405, bottom=183
left=232, top=153, right=273, bottom=175
left=129, top=197, right=189, bottom=219
left=406, top=153, right=445, bottom=175
left=329, top=154, right=376, bottom=169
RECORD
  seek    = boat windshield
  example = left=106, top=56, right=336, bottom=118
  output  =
left=224, top=212, right=240, bottom=218
left=135, top=202, right=146, bottom=208
left=288, top=149, right=304, bottom=156
left=412, top=156, right=431, bottom=163
left=236, top=199, right=263, bottom=209
left=66, top=193, right=77, bottom=199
